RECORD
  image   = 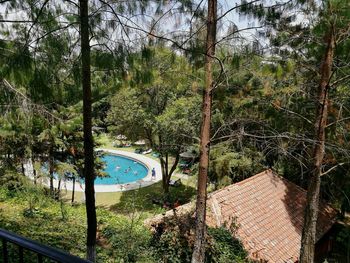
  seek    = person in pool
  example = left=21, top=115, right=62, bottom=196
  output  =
left=151, top=168, right=156, bottom=180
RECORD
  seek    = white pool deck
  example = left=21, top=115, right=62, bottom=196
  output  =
left=25, top=149, right=162, bottom=193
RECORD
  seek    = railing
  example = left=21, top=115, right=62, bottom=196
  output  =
left=0, top=228, right=91, bottom=263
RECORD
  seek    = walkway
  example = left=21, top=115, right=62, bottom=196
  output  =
left=25, top=149, right=162, bottom=193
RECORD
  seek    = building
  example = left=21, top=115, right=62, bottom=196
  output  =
left=145, top=169, right=338, bottom=262
left=205, top=170, right=337, bottom=262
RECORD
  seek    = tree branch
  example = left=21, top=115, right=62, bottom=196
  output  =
left=321, top=163, right=345, bottom=176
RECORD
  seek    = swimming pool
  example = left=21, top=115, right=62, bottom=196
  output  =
left=96, top=154, right=149, bottom=185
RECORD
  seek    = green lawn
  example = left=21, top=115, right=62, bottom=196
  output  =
left=62, top=180, right=196, bottom=214
left=0, top=187, right=156, bottom=262
left=71, top=133, right=198, bottom=208
left=96, top=133, right=159, bottom=161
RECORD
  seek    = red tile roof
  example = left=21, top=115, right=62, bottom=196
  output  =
left=206, top=170, right=337, bottom=263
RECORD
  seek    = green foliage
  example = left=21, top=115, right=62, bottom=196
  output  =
left=0, top=168, right=27, bottom=192
left=209, top=143, right=264, bottom=186
left=151, top=227, right=193, bottom=263
left=206, top=227, right=248, bottom=263
left=151, top=224, right=249, bottom=263
left=0, top=185, right=87, bottom=261
left=156, top=95, right=201, bottom=146
left=101, top=217, right=154, bottom=262
left=0, top=183, right=158, bottom=262
left=22, top=183, right=45, bottom=217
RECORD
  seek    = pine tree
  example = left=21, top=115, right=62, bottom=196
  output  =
left=79, top=0, right=97, bottom=261
left=192, top=0, right=217, bottom=262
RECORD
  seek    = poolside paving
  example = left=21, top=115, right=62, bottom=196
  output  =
left=25, top=148, right=162, bottom=193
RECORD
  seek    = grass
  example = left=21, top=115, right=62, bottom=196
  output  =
left=61, top=180, right=196, bottom=214
left=61, top=133, right=197, bottom=208
left=0, top=186, right=156, bottom=262
left=0, top=187, right=88, bottom=260
left=61, top=190, right=123, bottom=207
left=96, top=133, right=159, bottom=161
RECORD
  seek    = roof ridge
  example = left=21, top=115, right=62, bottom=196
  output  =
left=236, top=169, right=273, bottom=186
left=273, top=172, right=307, bottom=194
left=208, top=169, right=273, bottom=197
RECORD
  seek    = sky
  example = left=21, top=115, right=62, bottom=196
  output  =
left=0, top=0, right=297, bottom=53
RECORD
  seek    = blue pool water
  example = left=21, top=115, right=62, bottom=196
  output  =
left=95, top=154, right=148, bottom=185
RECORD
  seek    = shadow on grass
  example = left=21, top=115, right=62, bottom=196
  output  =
left=109, top=181, right=196, bottom=215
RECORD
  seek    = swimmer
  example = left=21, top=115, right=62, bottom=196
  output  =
left=133, top=171, right=138, bottom=175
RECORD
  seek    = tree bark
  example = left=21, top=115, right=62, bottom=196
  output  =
left=160, top=151, right=181, bottom=195
left=21, top=162, right=25, bottom=176
left=71, top=176, right=76, bottom=204
left=191, top=0, right=217, bottom=262
left=32, top=155, right=37, bottom=184
left=49, top=149, right=54, bottom=197
left=57, top=179, right=61, bottom=199
left=299, top=28, right=335, bottom=263
left=79, top=0, right=97, bottom=261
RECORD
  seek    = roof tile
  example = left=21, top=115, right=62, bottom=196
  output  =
left=206, top=169, right=337, bottom=263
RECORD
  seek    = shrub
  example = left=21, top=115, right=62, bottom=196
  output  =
left=150, top=215, right=249, bottom=263
left=101, top=216, right=154, bottom=262
left=206, top=227, right=248, bottom=263
left=0, top=168, right=27, bottom=192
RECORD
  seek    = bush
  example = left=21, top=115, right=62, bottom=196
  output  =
left=0, top=168, right=27, bottom=192
left=151, top=227, right=193, bottom=263
left=207, top=227, right=248, bottom=263
left=150, top=215, right=249, bottom=263
left=101, top=215, right=154, bottom=262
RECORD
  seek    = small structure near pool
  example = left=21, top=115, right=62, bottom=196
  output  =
left=146, top=170, right=338, bottom=262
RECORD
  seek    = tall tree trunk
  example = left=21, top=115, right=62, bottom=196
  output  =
left=21, top=162, right=25, bottom=176
left=57, top=179, right=61, bottom=199
left=160, top=154, right=169, bottom=195
left=191, top=1, right=217, bottom=262
left=161, top=152, right=181, bottom=195
left=71, top=176, right=76, bottom=204
left=49, top=149, right=54, bottom=197
left=299, top=28, right=335, bottom=263
left=79, top=0, right=97, bottom=261
left=32, top=155, right=37, bottom=184
left=165, top=153, right=169, bottom=192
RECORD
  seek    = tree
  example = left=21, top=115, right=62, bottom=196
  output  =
left=38, top=126, right=63, bottom=197
left=108, top=47, right=200, bottom=194
left=192, top=0, right=217, bottom=262
left=299, top=1, right=350, bottom=261
left=300, top=21, right=334, bottom=263
left=235, top=0, right=350, bottom=260
left=157, top=96, right=202, bottom=193
left=79, top=0, right=97, bottom=261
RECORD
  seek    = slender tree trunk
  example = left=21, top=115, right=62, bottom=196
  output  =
left=72, top=176, right=76, bottom=204
left=160, top=154, right=170, bottom=195
left=192, top=1, right=217, bottom=262
left=57, top=179, right=61, bottom=198
left=160, top=157, right=167, bottom=190
left=168, top=152, right=180, bottom=179
left=21, top=162, right=25, bottom=176
left=49, top=150, right=54, bottom=197
left=160, top=152, right=181, bottom=195
left=32, top=156, right=37, bottom=184
left=299, top=28, right=335, bottom=263
left=79, top=0, right=97, bottom=261
left=165, top=153, right=169, bottom=192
